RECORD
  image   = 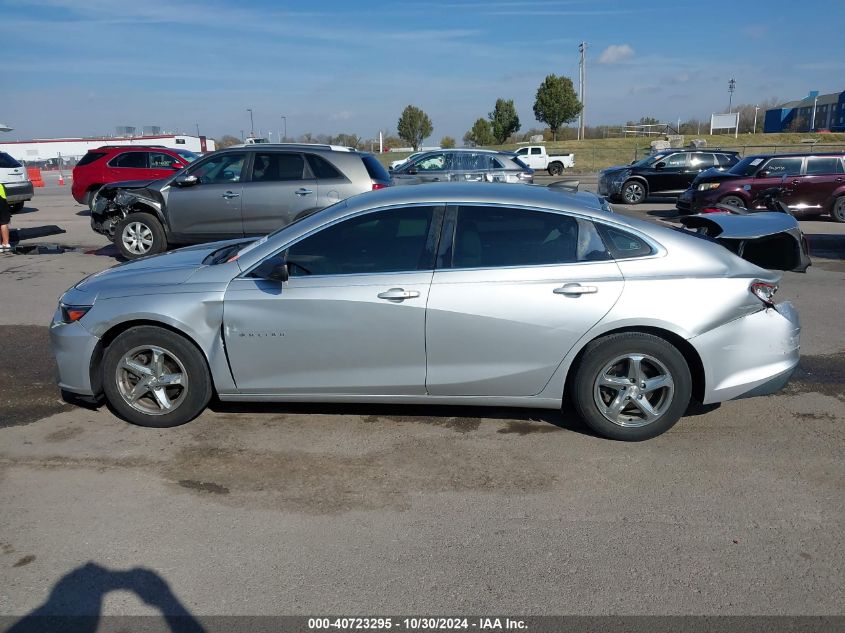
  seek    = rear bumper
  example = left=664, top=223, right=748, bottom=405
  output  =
left=3, top=180, right=34, bottom=203
left=691, top=301, right=800, bottom=404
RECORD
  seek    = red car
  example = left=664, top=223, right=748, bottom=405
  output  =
left=72, top=145, right=198, bottom=209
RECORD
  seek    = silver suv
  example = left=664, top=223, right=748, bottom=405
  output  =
left=390, top=149, right=533, bottom=185
left=91, top=144, right=391, bottom=260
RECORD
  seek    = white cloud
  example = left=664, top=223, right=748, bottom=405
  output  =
left=598, top=44, right=635, bottom=64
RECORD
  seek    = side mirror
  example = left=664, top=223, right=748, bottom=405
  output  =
left=654, top=161, right=666, bottom=169
left=250, top=255, right=289, bottom=282
left=174, top=174, right=199, bottom=187
left=170, top=163, right=185, bottom=170
left=388, top=166, right=394, bottom=172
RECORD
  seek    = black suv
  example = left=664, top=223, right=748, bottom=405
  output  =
left=598, top=149, right=740, bottom=204
left=91, top=144, right=392, bottom=259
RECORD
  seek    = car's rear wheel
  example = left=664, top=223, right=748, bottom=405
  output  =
left=116, top=212, right=167, bottom=260
left=832, top=196, right=845, bottom=223
left=547, top=162, right=564, bottom=176
left=9, top=202, right=24, bottom=213
left=621, top=180, right=646, bottom=204
left=102, top=326, right=212, bottom=428
left=571, top=332, right=692, bottom=441
left=719, top=195, right=746, bottom=209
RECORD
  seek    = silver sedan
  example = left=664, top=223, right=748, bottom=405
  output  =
left=51, top=184, right=802, bottom=441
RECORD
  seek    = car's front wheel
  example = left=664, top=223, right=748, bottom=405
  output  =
left=719, top=195, right=746, bottom=210
left=115, top=212, right=167, bottom=260
left=102, top=326, right=212, bottom=428
left=620, top=180, right=647, bottom=204
left=571, top=332, right=692, bottom=441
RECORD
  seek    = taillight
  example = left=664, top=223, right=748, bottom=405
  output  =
left=750, top=281, right=778, bottom=307
left=372, top=183, right=388, bottom=190
left=700, top=207, right=723, bottom=214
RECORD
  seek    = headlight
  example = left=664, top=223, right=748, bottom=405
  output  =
left=60, top=303, right=92, bottom=323
left=697, top=182, right=721, bottom=191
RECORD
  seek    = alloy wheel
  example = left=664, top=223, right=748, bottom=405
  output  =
left=623, top=182, right=645, bottom=204
left=115, top=345, right=189, bottom=415
left=593, top=354, right=675, bottom=427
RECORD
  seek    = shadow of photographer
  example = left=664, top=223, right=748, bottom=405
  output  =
left=5, top=562, right=206, bottom=633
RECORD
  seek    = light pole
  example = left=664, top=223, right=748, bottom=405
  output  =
left=810, top=95, right=818, bottom=131
left=280, top=116, right=287, bottom=142
left=247, top=108, right=254, bottom=137
left=752, top=105, right=759, bottom=134
left=728, top=78, right=736, bottom=113
left=195, top=123, right=200, bottom=137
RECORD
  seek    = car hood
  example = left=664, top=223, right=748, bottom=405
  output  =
left=72, top=242, right=235, bottom=297
left=678, top=212, right=811, bottom=272
left=601, top=165, right=631, bottom=175
left=100, top=178, right=167, bottom=192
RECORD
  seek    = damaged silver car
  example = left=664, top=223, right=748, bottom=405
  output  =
left=55, top=183, right=804, bottom=441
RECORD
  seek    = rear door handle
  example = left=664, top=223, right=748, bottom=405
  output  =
left=221, top=191, right=240, bottom=199
left=295, top=188, right=313, bottom=196
left=554, top=283, right=598, bottom=296
left=377, top=288, right=420, bottom=301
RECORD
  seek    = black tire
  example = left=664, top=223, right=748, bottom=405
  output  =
left=571, top=332, right=692, bottom=441
left=85, top=187, right=101, bottom=212
left=621, top=180, right=647, bottom=205
left=9, top=202, right=24, bottom=213
left=719, top=195, right=746, bottom=210
left=115, top=212, right=167, bottom=260
left=832, top=196, right=845, bottom=223
left=547, top=162, right=564, bottom=176
left=102, top=326, right=212, bottom=428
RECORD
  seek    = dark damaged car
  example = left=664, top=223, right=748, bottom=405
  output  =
left=92, top=144, right=391, bottom=260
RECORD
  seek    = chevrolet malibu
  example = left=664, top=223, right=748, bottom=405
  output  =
left=51, top=184, right=802, bottom=441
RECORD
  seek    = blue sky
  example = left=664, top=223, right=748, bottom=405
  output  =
left=2, top=0, right=843, bottom=142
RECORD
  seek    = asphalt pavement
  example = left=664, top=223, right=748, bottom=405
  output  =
left=0, top=172, right=842, bottom=619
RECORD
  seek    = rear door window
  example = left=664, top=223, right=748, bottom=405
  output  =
left=251, top=153, right=305, bottom=182
left=762, top=157, right=803, bottom=177
left=805, top=156, right=845, bottom=175
left=109, top=152, right=148, bottom=169
left=447, top=206, right=610, bottom=269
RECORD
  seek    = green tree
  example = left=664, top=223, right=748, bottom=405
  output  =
left=440, top=135, right=456, bottom=148
left=217, top=135, right=241, bottom=149
left=463, top=118, right=495, bottom=147
left=397, top=105, right=433, bottom=150
left=489, top=98, right=521, bottom=144
left=532, top=74, right=581, bottom=141
left=335, top=133, right=361, bottom=149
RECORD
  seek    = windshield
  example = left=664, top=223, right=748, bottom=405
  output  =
left=175, top=149, right=199, bottom=163
left=728, top=156, right=765, bottom=176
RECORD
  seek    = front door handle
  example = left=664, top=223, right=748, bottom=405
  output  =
left=377, top=288, right=420, bottom=301
left=295, top=188, right=313, bottom=196
left=791, top=180, right=801, bottom=186
left=221, top=191, right=240, bottom=199
left=554, top=283, right=598, bottom=296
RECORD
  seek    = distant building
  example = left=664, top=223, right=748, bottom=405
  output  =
left=764, top=90, right=845, bottom=133
left=0, top=134, right=215, bottom=163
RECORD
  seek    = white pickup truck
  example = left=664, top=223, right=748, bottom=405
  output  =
left=514, top=145, right=575, bottom=175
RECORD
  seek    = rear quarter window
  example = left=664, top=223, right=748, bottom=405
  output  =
left=361, top=154, right=390, bottom=181
left=595, top=223, right=654, bottom=259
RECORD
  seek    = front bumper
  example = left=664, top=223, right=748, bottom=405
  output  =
left=50, top=312, right=101, bottom=396
left=597, top=173, right=625, bottom=197
left=691, top=301, right=800, bottom=404
left=3, top=180, right=34, bottom=203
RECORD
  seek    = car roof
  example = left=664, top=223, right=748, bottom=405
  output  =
left=223, top=143, right=360, bottom=153
left=742, top=152, right=845, bottom=159
left=94, top=145, right=171, bottom=151
left=655, top=148, right=739, bottom=154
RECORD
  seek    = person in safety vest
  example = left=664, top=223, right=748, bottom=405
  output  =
left=0, top=183, right=11, bottom=252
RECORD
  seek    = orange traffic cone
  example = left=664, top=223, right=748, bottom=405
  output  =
left=58, top=174, right=65, bottom=186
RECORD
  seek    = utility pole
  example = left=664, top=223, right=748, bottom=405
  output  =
left=280, top=116, right=287, bottom=141
left=753, top=105, right=759, bottom=134
left=728, top=79, right=736, bottom=113
left=247, top=108, right=254, bottom=137
left=810, top=95, right=818, bottom=131
left=578, top=42, right=587, bottom=140
left=195, top=123, right=200, bottom=137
